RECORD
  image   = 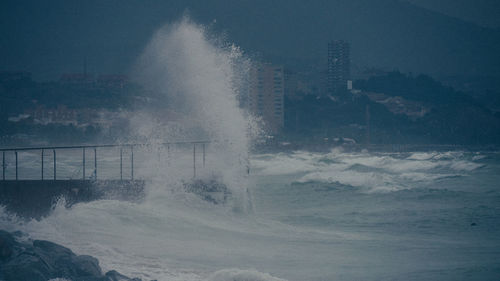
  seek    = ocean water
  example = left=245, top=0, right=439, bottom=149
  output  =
left=1, top=149, right=500, bottom=281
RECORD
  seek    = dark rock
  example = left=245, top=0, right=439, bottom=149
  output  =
left=1, top=250, right=53, bottom=281
left=0, top=230, right=17, bottom=261
left=0, top=230, right=144, bottom=281
left=31, top=239, right=100, bottom=278
left=73, top=255, right=103, bottom=277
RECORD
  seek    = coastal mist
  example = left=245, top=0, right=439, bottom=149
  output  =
left=1, top=18, right=500, bottom=281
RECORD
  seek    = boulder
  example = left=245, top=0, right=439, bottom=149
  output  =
left=32, top=239, right=102, bottom=278
left=0, top=230, right=145, bottom=281
left=0, top=230, right=17, bottom=261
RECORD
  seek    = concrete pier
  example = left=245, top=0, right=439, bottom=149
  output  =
left=0, top=180, right=145, bottom=219
left=0, top=141, right=210, bottom=219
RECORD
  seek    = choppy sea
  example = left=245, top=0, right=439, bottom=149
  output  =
left=1, top=149, right=499, bottom=281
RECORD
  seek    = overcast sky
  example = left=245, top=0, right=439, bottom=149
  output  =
left=1, top=0, right=498, bottom=80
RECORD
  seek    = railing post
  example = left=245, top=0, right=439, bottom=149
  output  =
left=83, top=147, right=86, bottom=180
left=41, top=149, right=44, bottom=180
left=131, top=146, right=134, bottom=180
left=2, top=151, right=5, bottom=181
left=53, top=149, right=56, bottom=180
left=120, top=148, right=123, bottom=181
left=202, top=143, right=205, bottom=168
left=0, top=141, right=211, bottom=182
left=94, top=148, right=97, bottom=180
left=167, top=144, right=170, bottom=166
left=193, top=143, right=196, bottom=178
left=15, top=151, right=18, bottom=181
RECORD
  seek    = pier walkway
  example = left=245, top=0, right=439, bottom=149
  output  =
left=0, top=141, right=210, bottom=218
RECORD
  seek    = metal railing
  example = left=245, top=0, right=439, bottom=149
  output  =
left=1, top=141, right=209, bottom=181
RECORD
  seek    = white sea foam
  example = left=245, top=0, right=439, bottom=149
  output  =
left=407, top=152, right=438, bottom=160
left=251, top=152, right=320, bottom=176
left=449, top=160, right=483, bottom=171
left=257, top=150, right=484, bottom=192
left=208, top=269, right=288, bottom=281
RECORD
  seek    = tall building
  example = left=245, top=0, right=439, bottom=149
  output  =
left=248, top=63, right=285, bottom=134
left=327, top=40, right=350, bottom=96
left=284, top=69, right=299, bottom=101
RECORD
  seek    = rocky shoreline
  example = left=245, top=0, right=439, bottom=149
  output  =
left=0, top=230, right=152, bottom=281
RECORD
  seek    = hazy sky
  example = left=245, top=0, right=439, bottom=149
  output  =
left=406, top=0, right=500, bottom=28
left=1, top=0, right=498, bottom=80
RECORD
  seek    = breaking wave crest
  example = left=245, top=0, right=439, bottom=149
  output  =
left=131, top=16, right=259, bottom=211
left=252, top=149, right=484, bottom=192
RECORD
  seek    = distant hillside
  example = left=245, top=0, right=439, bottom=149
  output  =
left=353, top=72, right=500, bottom=144
left=355, top=72, right=477, bottom=105
left=284, top=72, right=500, bottom=145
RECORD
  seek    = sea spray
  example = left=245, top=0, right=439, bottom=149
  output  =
left=132, top=17, right=260, bottom=210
